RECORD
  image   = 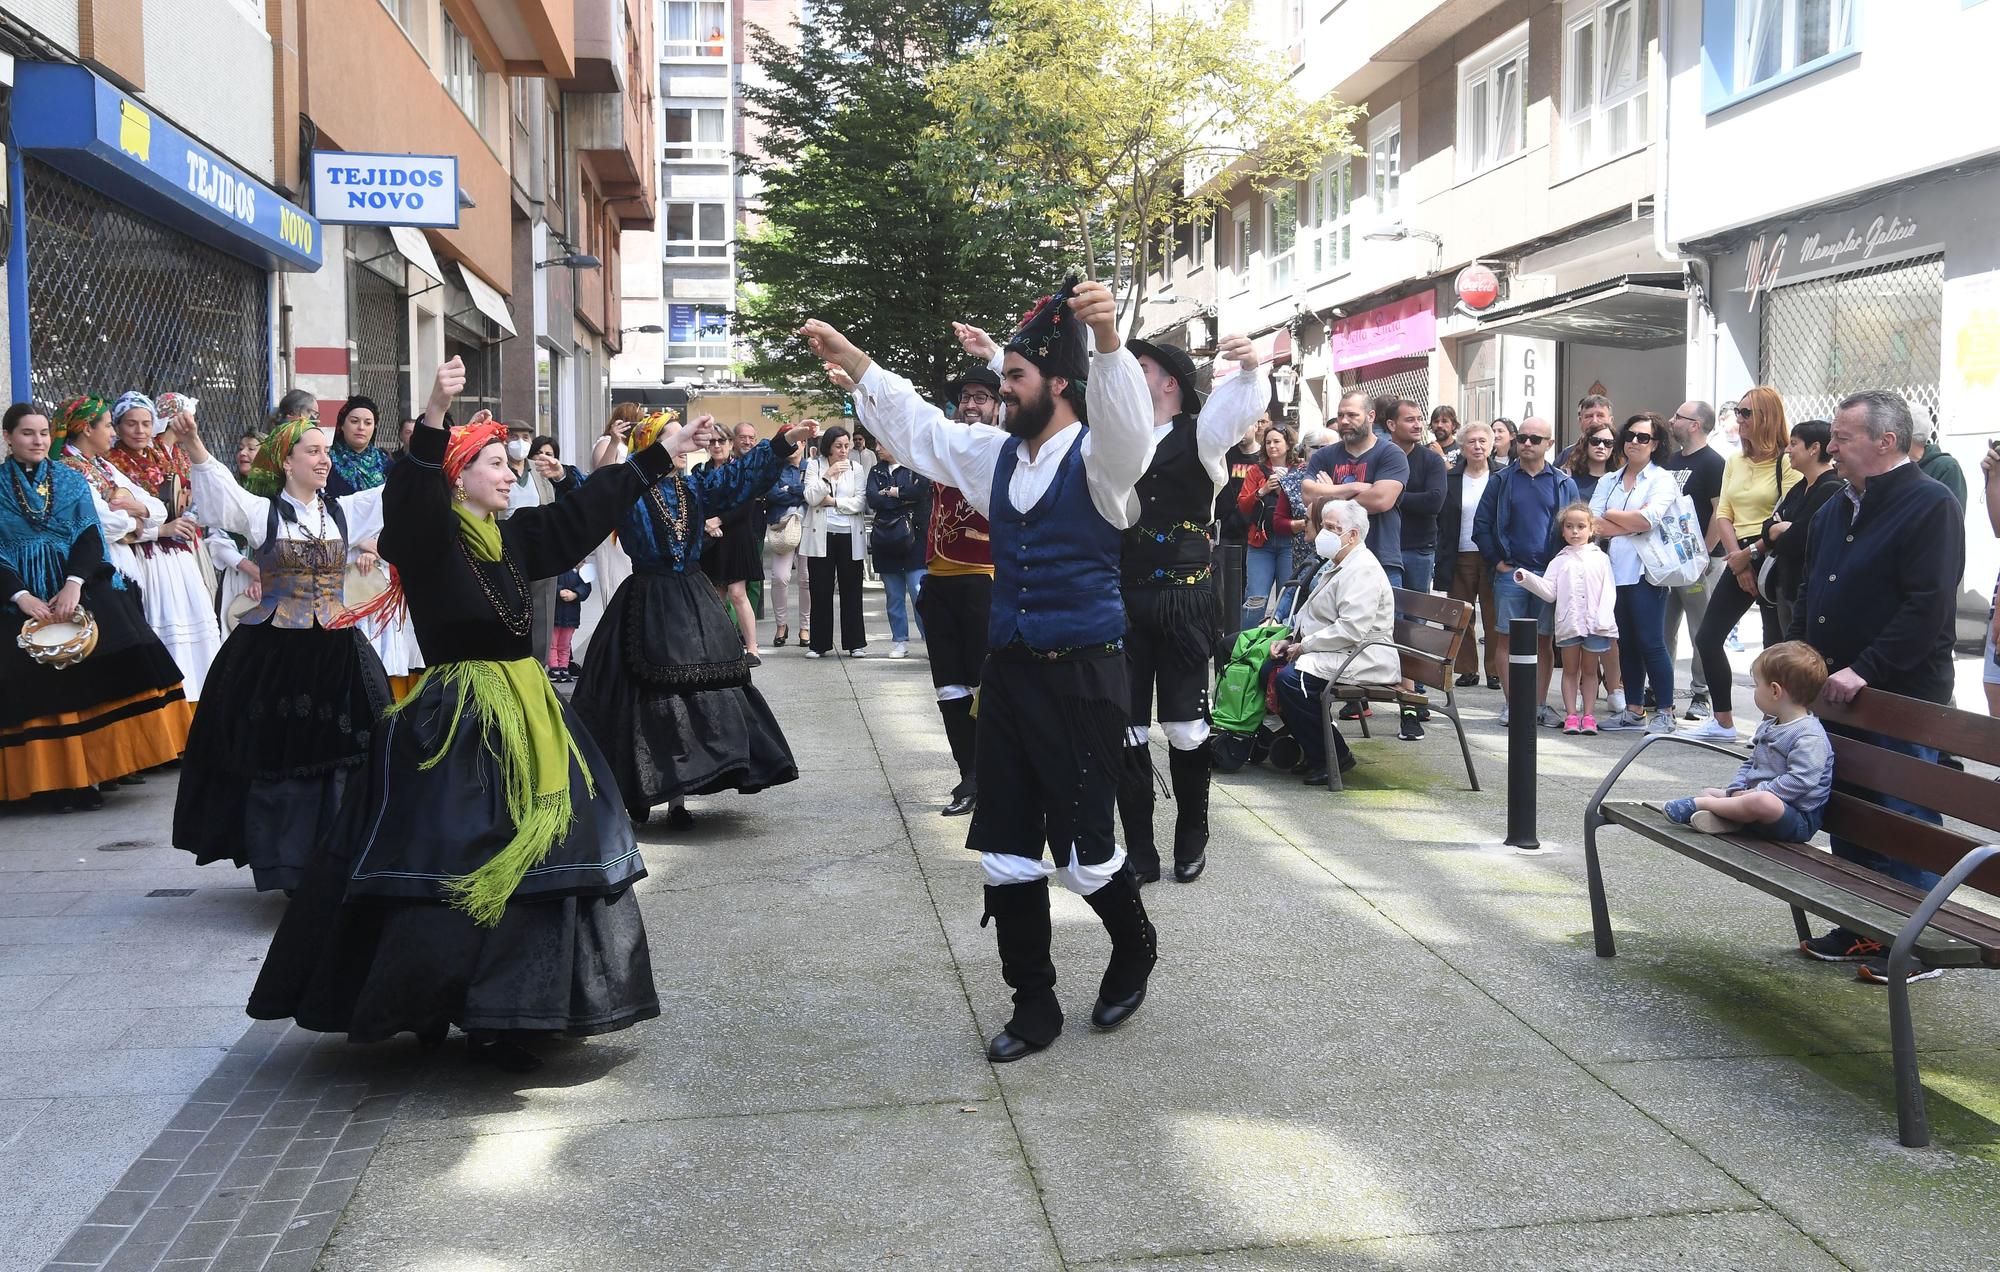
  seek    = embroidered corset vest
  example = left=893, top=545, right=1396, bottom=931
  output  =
left=240, top=498, right=351, bottom=629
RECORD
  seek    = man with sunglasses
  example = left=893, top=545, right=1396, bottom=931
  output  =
left=1472, top=416, right=1575, bottom=727
left=1664, top=401, right=1729, bottom=718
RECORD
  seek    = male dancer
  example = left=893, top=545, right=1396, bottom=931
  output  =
left=839, top=361, right=998, bottom=817
left=804, top=277, right=1158, bottom=1062
left=1115, top=335, right=1267, bottom=883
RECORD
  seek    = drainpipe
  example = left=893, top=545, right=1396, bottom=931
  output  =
left=1651, top=6, right=1717, bottom=402
left=7, top=132, right=29, bottom=399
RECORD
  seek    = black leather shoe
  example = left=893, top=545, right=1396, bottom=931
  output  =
left=985, top=1028, right=1049, bottom=1063
left=1127, top=858, right=1161, bottom=885
left=1091, top=988, right=1146, bottom=1030
left=1172, top=854, right=1206, bottom=883
left=942, top=792, right=977, bottom=817
left=1455, top=672, right=1479, bottom=687
left=667, top=805, right=696, bottom=831
left=1303, top=767, right=1329, bottom=786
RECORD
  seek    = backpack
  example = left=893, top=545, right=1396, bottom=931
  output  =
left=1212, top=621, right=1291, bottom=737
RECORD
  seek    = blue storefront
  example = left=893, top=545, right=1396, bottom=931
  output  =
left=6, top=61, right=322, bottom=446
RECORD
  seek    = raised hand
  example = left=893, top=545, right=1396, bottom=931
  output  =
left=531, top=452, right=563, bottom=482
left=952, top=321, right=999, bottom=361
left=801, top=320, right=869, bottom=381
left=1217, top=334, right=1259, bottom=373
left=1068, top=280, right=1120, bottom=352
left=659, top=413, right=719, bottom=457
left=424, top=357, right=467, bottom=423
left=167, top=410, right=212, bottom=465
left=824, top=362, right=856, bottom=393
left=784, top=419, right=823, bottom=446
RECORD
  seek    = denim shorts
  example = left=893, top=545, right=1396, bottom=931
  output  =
left=1739, top=800, right=1822, bottom=843
left=1491, top=570, right=1555, bottom=637
left=1557, top=634, right=1611, bottom=653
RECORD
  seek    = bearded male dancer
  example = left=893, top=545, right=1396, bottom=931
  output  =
left=834, top=362, right=998, bottom=817
left=805, top=277, right=1158, bottom=1061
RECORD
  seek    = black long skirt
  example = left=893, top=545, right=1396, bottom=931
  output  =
left=572, top=569, right=797, bottom=814
left=172, top=622, right=388, bottom=891
left=248, top=669, right=658, bottom=1042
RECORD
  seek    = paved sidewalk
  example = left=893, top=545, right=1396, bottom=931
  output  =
left=6, top=593, right=1999, bottom=1270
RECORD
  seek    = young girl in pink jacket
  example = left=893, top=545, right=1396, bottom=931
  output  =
left=1514, top=502, right=1618, bottom=734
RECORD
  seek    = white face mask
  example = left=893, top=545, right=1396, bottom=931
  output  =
left=1315, top=529, right=1342, bottom=560
left=506, top=439, right=530, bottom=462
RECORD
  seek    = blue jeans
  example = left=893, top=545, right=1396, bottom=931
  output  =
left=1828, top=732, right=1943, bottom=891
left=1491, top=568, right=1553, bottom=636
left=881, top=567, right=927, bottom=642
left=1614, top=580, right=1673, bottom=713
left=1739, top=800, right=1821, bottom=843
left=1240, top=538, right=1293, bottom=630
left=1381, top=560, right=1404, bottom=590
left=1400, top=549, right=1435, bottom=597
left=1271, top=661, right=1354, bottom=771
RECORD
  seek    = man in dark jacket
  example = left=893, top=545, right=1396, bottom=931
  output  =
left=1788, top=388, right=1965, bottom=985
left=866, top=440, right=934, bottom=658
left=1472, top=417, right=1575, bottom=727
left=1388, top=398, right=1446, bottom=739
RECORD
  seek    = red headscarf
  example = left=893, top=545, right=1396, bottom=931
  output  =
left=334, top=417, right=510, bottom=636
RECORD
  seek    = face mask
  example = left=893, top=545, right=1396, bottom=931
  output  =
left=506, top=439, right=529, bottom=462
left=1315, top=529, right=1342, bottom=560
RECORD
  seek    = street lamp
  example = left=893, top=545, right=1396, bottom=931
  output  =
left=621, top=324, right=664, bottom=334
left=1272, top=364, right=1300, bottom=403
left=535, top=253, right=602, bottom=270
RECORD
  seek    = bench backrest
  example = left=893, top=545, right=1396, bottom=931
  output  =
left=1389, top=588, right=1472, bottom=693
left=1814, top=690, right=2000, bottom=899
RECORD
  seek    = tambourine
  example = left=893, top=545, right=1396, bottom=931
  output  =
left=17, top=608, right=99, bottom=669
left=343, top=564, right=389, bottom=607
left=222, top=591, right=260, bottom=633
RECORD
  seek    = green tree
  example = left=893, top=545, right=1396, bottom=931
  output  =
left=736, top=0, right=1070, bottom=401
left=932, top=0, right=1360, bottom=336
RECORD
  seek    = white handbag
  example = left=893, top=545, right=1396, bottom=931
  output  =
left=1639, top=493, right=1708, bottom=588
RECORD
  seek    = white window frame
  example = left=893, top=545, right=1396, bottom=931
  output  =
left=663, top=0, right=729, bottom=60
left=663, top=106, right=728, bottom=163
left=667, top=304, right=731, bottom=362
left=1305, top=158, right=1355, bottom=279
left=441, top=14, right=486, bottom=132
left=1562, top=0, right=1651, bottom=174
left=663, top=201, right=730, bottom=259
left=378, top=0, right=410, bottom=31
left=1458, top=24, right=1530, bottom=179
left=1231, top=206, right=1252, bottom=290
left=1263, top=188, right=1297, bottom=296
left=1731, top=0, right=1857, bottom=94
left=1366, top=104, right=1403, bottom=220
left=1191, top=214, right=1213, bottom=273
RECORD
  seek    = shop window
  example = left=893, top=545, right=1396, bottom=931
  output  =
left=664, top=107, right=727, bottom=162
left=1458, top=26, right=1530, bottom=178
left=663, top=201, right=729, bottom=257
left=1367, top=106, right=1402, bottom=216
left=668, top=304, right=731, bottom=361
left=1563, top=0, right=1652, bottom=172
left=1702, top=0, right=1858, bottom=108
left=1306, top=158, right=1354, bottom=278
left=443, top=14, right=486, bottom=132
left=665, top=0, right=728, bottom=59
left=1263, top=188, right=1296, bottom=296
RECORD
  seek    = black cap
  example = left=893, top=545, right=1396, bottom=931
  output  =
left=1005, top=276, right=1088, bottom=384
left=1126, top=339, right=1204, bottom=415
left=945, top=365, right=1001, bottom=402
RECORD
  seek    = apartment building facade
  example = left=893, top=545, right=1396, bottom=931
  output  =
left=1141, top=0, right=1684, bottom=447
left=1658, top=0, right=2000, bottom=628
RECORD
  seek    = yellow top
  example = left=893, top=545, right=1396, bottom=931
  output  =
left=1714, top=454, right=1802, bottom=536
left=927, top=555, right=994, bottom=578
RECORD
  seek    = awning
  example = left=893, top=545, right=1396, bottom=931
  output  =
left=1473, top=274, right=1687, bottom=348
left=1214, top=328, right=1292, bottom=382
left=389, top=225, right=444, bottom=287
left=452, top=263, right=518, bottom=338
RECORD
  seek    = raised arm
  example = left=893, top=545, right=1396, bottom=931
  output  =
left=691, top=424, right=807, bottom=514
left=1195, top=335, right=1268, bottom=482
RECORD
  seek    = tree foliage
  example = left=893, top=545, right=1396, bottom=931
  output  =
left=736, top=0, right=1070, bottom=401
left=931, top=0, right=1361, bottom=334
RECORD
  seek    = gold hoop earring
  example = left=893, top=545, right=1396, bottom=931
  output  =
left=452, top=487, right=468, bottom=503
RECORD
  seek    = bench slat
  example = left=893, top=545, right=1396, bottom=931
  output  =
left=1826, top=733, right=2000, bottom=842
left=1818, top=691, right=2000, bottom=770
left=1601, top=802, right=2000, bottom=965
left=1819, top=796, right=2000, bottom=901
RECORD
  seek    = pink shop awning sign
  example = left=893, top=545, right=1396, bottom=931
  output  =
left=1328, top=294, right=1437, bottom=372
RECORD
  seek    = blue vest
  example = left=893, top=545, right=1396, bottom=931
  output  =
left=989, top=429, right=1126, bottom=651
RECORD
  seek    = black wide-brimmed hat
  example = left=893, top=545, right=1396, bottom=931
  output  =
left=944, top=364, right=1001, bottom=402
left=1005, top=275, right=1089, bottom=384
left=1126, top=339, right=1204, bottom=415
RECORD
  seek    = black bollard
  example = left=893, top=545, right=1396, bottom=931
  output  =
left=1505, top=616, right=1540, bottom=850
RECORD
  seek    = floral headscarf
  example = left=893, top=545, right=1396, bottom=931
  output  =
left=631, top=409, right=678, bottom=453
left=51, top=396, right=109, bottom=453
left=112, top=391, right=157, bottom=429
left=154, top=393, right=194, bottom=436
left=243, top=416, right=321, bottom=499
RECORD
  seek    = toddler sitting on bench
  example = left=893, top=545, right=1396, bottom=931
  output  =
left=1665, top=641, right=1833, bottom=839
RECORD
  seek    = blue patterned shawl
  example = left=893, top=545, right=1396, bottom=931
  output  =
left=0, top=458, right=118, bottom=600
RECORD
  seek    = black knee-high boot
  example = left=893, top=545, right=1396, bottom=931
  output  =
left=1081, top=870, right=1157, bottom=1030
left=982, top=879, right=1061, bottom=1060
left=938, top=696, right=978, bottom=807
left=1116, top=744, right=1159, bottom=883
left=1168, top=744, right=1210, bottom=882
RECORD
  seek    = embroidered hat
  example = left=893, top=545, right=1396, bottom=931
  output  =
left=1004, top=275, right=1088, bottom=385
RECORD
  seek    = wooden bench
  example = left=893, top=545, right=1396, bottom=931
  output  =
left=1314, top=588, right=1481, bottom=794
left=1583, top=688, right=2000, bottom=1147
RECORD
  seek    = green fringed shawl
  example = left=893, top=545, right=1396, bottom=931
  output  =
left=388, top=505, right=589, bottom=926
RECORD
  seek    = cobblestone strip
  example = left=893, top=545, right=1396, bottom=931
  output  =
left=41, top=1022, right=411, bottom=1272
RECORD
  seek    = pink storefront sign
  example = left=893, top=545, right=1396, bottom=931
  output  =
left=1328, top=293, right=1437, bottom=373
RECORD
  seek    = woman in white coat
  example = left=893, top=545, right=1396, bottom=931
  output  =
left=1268, top=498, right=1398, bottom=784
left=801, top=425, right=869, bottom=658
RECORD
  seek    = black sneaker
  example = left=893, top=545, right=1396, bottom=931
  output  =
left=1485, top=676, right=1501, bottom=690
left=1455, top=672, right=1479, bottom=687
left=1856, top=956, right=1944, bottom=985
left=1398, top=709, right=1425, bottom=741
left=1799, top=928, right=1884, bottom=962
left=1338, top=701, right=1370, bottom=721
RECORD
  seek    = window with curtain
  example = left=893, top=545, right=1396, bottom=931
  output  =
left=1232, top=208, right=1252, bottom=284
left=664, top=107, right=728, bottom=162
left=664, top=0, right=728, bottom=58
left=1563, top=0, right=1652, bottom=172
left=1459, top=26, right=1530, bottom=178
left=1733, top=0, right=1856, bottom=93
left=663, top=202, right=729, bottom=257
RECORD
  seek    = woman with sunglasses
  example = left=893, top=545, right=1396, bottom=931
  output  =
left=1593, top=413, right=1682, bottom=733
left=1686, top=389, right=1802, bottom=742
left=1562, top=424, right=1620, bottom=503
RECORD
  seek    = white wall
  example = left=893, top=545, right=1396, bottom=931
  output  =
left=143, top=0, right=277, bottom=181
left=1662, top=0, right=2000, bottom=246
left=1563, top=342, right=1685, bottom=436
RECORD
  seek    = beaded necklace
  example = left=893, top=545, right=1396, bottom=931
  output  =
left=458, top=536, right=532, bottom=637
left=645, top=470, right=694, bottom=558
left=7, top=461, right=54, bottom=529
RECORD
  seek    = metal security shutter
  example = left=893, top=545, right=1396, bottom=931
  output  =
left=349, top=266, right=411, bottom=423
left=1760, top=254, right=1943, bottom=423
left=24, top=159, right=270, bottom=455
left=1341, top=357, right=1431, bottom=415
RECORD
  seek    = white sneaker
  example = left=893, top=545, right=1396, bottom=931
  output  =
left=1682, top=717, right=1739, bottom=742
left=804, top=649, right=822, bottom=659
left=889, top=642, right=909, bottom=659
left=848, top=648, right=869, bottom=658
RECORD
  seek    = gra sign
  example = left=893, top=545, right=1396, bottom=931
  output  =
left=1455, top=264, right=1501, bottom=311
left=310, top=152, right=461, bottom=229
left=1742, top=214, right=1922, bottom=311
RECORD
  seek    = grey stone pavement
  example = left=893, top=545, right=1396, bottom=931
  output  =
left=5, top=585, right=1999, bottom=1271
